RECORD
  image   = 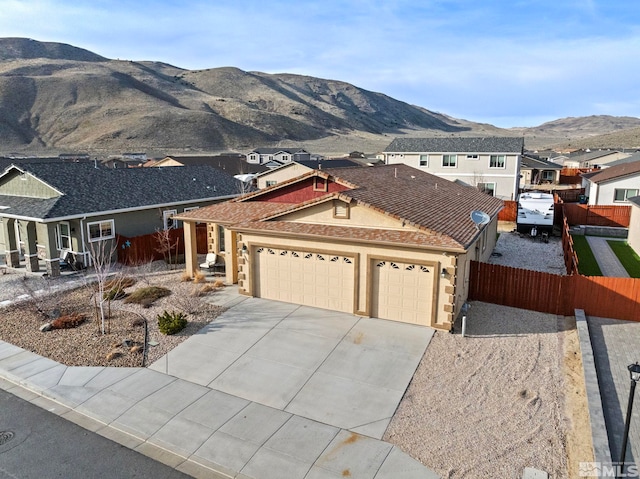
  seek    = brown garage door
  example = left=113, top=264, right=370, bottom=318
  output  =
left=254, top=247, right=355, bottom=313
left=371, top=260, right=434, bottom=326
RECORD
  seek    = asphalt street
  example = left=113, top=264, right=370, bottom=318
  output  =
left=0, top=388, right=192, bottom=479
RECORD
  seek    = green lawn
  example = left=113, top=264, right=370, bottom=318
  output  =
left=571, top=235, right=603, bottom=276
left=607, top=240, right=640, bottom=278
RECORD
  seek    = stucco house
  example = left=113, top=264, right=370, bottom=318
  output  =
left=581, top=160, right=640, bottom=205
left=568, top=149, right=630, bottom=169
left=628, top=196, right=640, bottom=256
left=0, top=162, right=242, bottom=276
left=178, top=164, right=503, bottom=331
left=246, top=148, right=311, bottom=165
left=519, top=156, right=562, bottom=190
left=256, top=159, right=363, bottom=189
left=383, top=137, right=524, bottom=200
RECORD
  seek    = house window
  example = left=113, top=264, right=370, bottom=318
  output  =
left=489, top=155, right=506, bottom=168
left=477, top=182, right=495, bottom=196
left=218, top=225, right=226, bottom=252
left=163, top=209, right=178, bottom=229
left=442, top=154, right=457, bottom=168
left=313, top=177, right=328, bottom=192
left=466, top=154, right=479, bottom=160
left=541, top=171, right=555, bottom=181
left=265, top=180, right=277, bottom=187
left=614, top=189, right=639, bottom=202
left=333, top=201, right=350, bottom=219
left=87, top=220, right=114, bottom=242
left=56, top=222, right=72, bottom=250
left=419, top=155, right=429, bottom=167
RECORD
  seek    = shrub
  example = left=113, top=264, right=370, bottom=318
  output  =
left=103, top=287, right=126, bottom=301
left=157, top=310, right=188, bottom=335
left=105, top=277, right=137, bottom=290
left=193, top=271, right=206, bottom=284
left=181, top=271, right=193, bottom=282
left=51, top=313, right=86, bottom=329
left=124, top=286, right=171, bottom=305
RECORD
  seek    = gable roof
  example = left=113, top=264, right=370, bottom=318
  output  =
left=581, top=160, right=640, bottom=184
left=602, top=152, right=640, bottom=168
left=297, top=159, right=363, bottom=169
left=0, top=163, right=242, bottom=221
left=180, top=164, right=503, bottom=250
left=384, top=137, right=524, bottom=154
left=249, top=148, right=308, bottom=155
left=520, top=156, right=562, bottom=170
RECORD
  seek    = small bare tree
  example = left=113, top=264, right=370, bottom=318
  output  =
left=87, top=238, right=119, bottom=334
left=154, top=227, right=180, bottom=270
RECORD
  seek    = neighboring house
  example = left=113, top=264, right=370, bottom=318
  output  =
left=383, top=137, right=524, bottom=200
left=519, top=156, right=562, bottom=189
left=246, top=148, right=311, bottom=165
left=0, top=163, right=242, bottom=276
left=153, top=154, right=268, bottom=177
left=598, top=152, right=640, bottom=169
left=581, top=160, right=640, bottom=205
left=567, top=149, right=630, bottom=168
left=256, top=159, right=363, bottom=189
left=178, top=164, right=503, bottom=331
left=628, top=196, right=640, bottom=256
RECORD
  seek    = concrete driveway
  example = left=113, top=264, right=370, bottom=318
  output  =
left=149, top=292, right=434, bottom=439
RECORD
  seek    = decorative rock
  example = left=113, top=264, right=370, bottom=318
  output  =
left=106, top=350, right=122, bottom=361
left=130, top=345, right=143, bottom=354
left=39, top=323, right=52, bottom=332
left=148, top=340, right=159, bottom=347
left=122, top=339, right=134, bottom=348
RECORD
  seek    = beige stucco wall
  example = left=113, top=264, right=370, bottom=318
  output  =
left=281, top=201, right=415, bottom=230
left=628, top=204, right=640, bottom=256
left=386, top=153, right=520, bottom=200
left=236, top=231, right=459, bottom=329
left=257, top=164, right=312, bottom=189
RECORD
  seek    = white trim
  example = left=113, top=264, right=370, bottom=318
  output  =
left=87, top=219, right=115, bottom=242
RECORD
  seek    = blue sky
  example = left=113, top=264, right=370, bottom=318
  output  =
left=1, top=0, right=639, bottom=127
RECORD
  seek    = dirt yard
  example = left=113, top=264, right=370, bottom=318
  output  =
left=383, top=229, right=593, bottom=478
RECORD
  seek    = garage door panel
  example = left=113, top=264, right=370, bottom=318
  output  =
left=254, top=247, right=354, bottom=313
left=372, top=260, right=433, bottom=326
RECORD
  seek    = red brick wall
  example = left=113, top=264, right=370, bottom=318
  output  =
left=257, top=177, right=350, bottom=203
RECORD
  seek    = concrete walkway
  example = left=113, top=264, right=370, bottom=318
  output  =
left=585, top=236, right=629, bottom=277
left=586, top=315, right=640, bottom=468
left=0, top=289, right=439, bottom=479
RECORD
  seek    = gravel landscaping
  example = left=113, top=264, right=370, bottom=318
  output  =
left=0, top=264, right=225, bottom=367
left=383, top=228, right=592, bottom=479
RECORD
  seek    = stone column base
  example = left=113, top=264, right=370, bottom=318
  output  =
left=45, top=259, right=61, bottom=277
left=4, top=250, right=20, bottom=268
left=25, top=254, right=39, bottom=273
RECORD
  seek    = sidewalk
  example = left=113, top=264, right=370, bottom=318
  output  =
left=585, top=236, right=629, bottom=277
left=0, top=288, right=440, bottom=479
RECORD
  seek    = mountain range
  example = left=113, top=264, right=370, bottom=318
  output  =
left=1, top=37, right=639, bottom=156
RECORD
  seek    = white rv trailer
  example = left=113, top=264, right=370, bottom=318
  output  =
left=516, top=192, right=555, bottom=234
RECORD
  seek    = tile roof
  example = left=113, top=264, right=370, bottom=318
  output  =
left=384, top=137, right=524, bottom=154
left=628, top=196, right=640, bottom=208
left=581, top=160, right=640, bottom=184
left=182, top=164, right=503, bottom=250
left=233, top=221, right=464, bottom=250
left=0, top=163, right=242, bottom=220
left=324, top=164, right=504, bottom=247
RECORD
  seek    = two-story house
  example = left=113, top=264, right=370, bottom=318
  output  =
left=383, top=137, right=524, bottom=200
left=246, top=148, right=311, bottom=165
left=581, top=160, right=640, bottom=205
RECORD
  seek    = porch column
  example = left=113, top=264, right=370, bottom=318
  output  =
left=183, top=220, right=198, bottom=277
left=2, top=218, right=20, bottom=268
left=20, top=221, right=39, bottom=272
left=37, top=222, right=60, bottom=277
left=226, top=230, right=238, bottom=285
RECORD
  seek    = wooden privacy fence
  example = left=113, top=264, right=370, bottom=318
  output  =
left=562, top=203, right=631, bottom=227
left=561, top=215, right=579, bottom=275
left=498, top=200, right=517, bottom=222
left=116, top=226, right=208, bottom=265
left=468, top=261, right=640, bottom=322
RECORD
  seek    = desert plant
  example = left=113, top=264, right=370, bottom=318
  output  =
left=181, top=271, right=193, bottom=282
left=193, top=271, right=206, bottom=283
left=105, top=277, right=136, bottom=289
left=213, top=279, right=225, bottom=288
left=51, top=313, right=86, bottom=329
left=103, top=287, right=126, bottom=301
left=157, top=310, right=187, bottom=335
left=124, top=286, right=171, bottom=305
